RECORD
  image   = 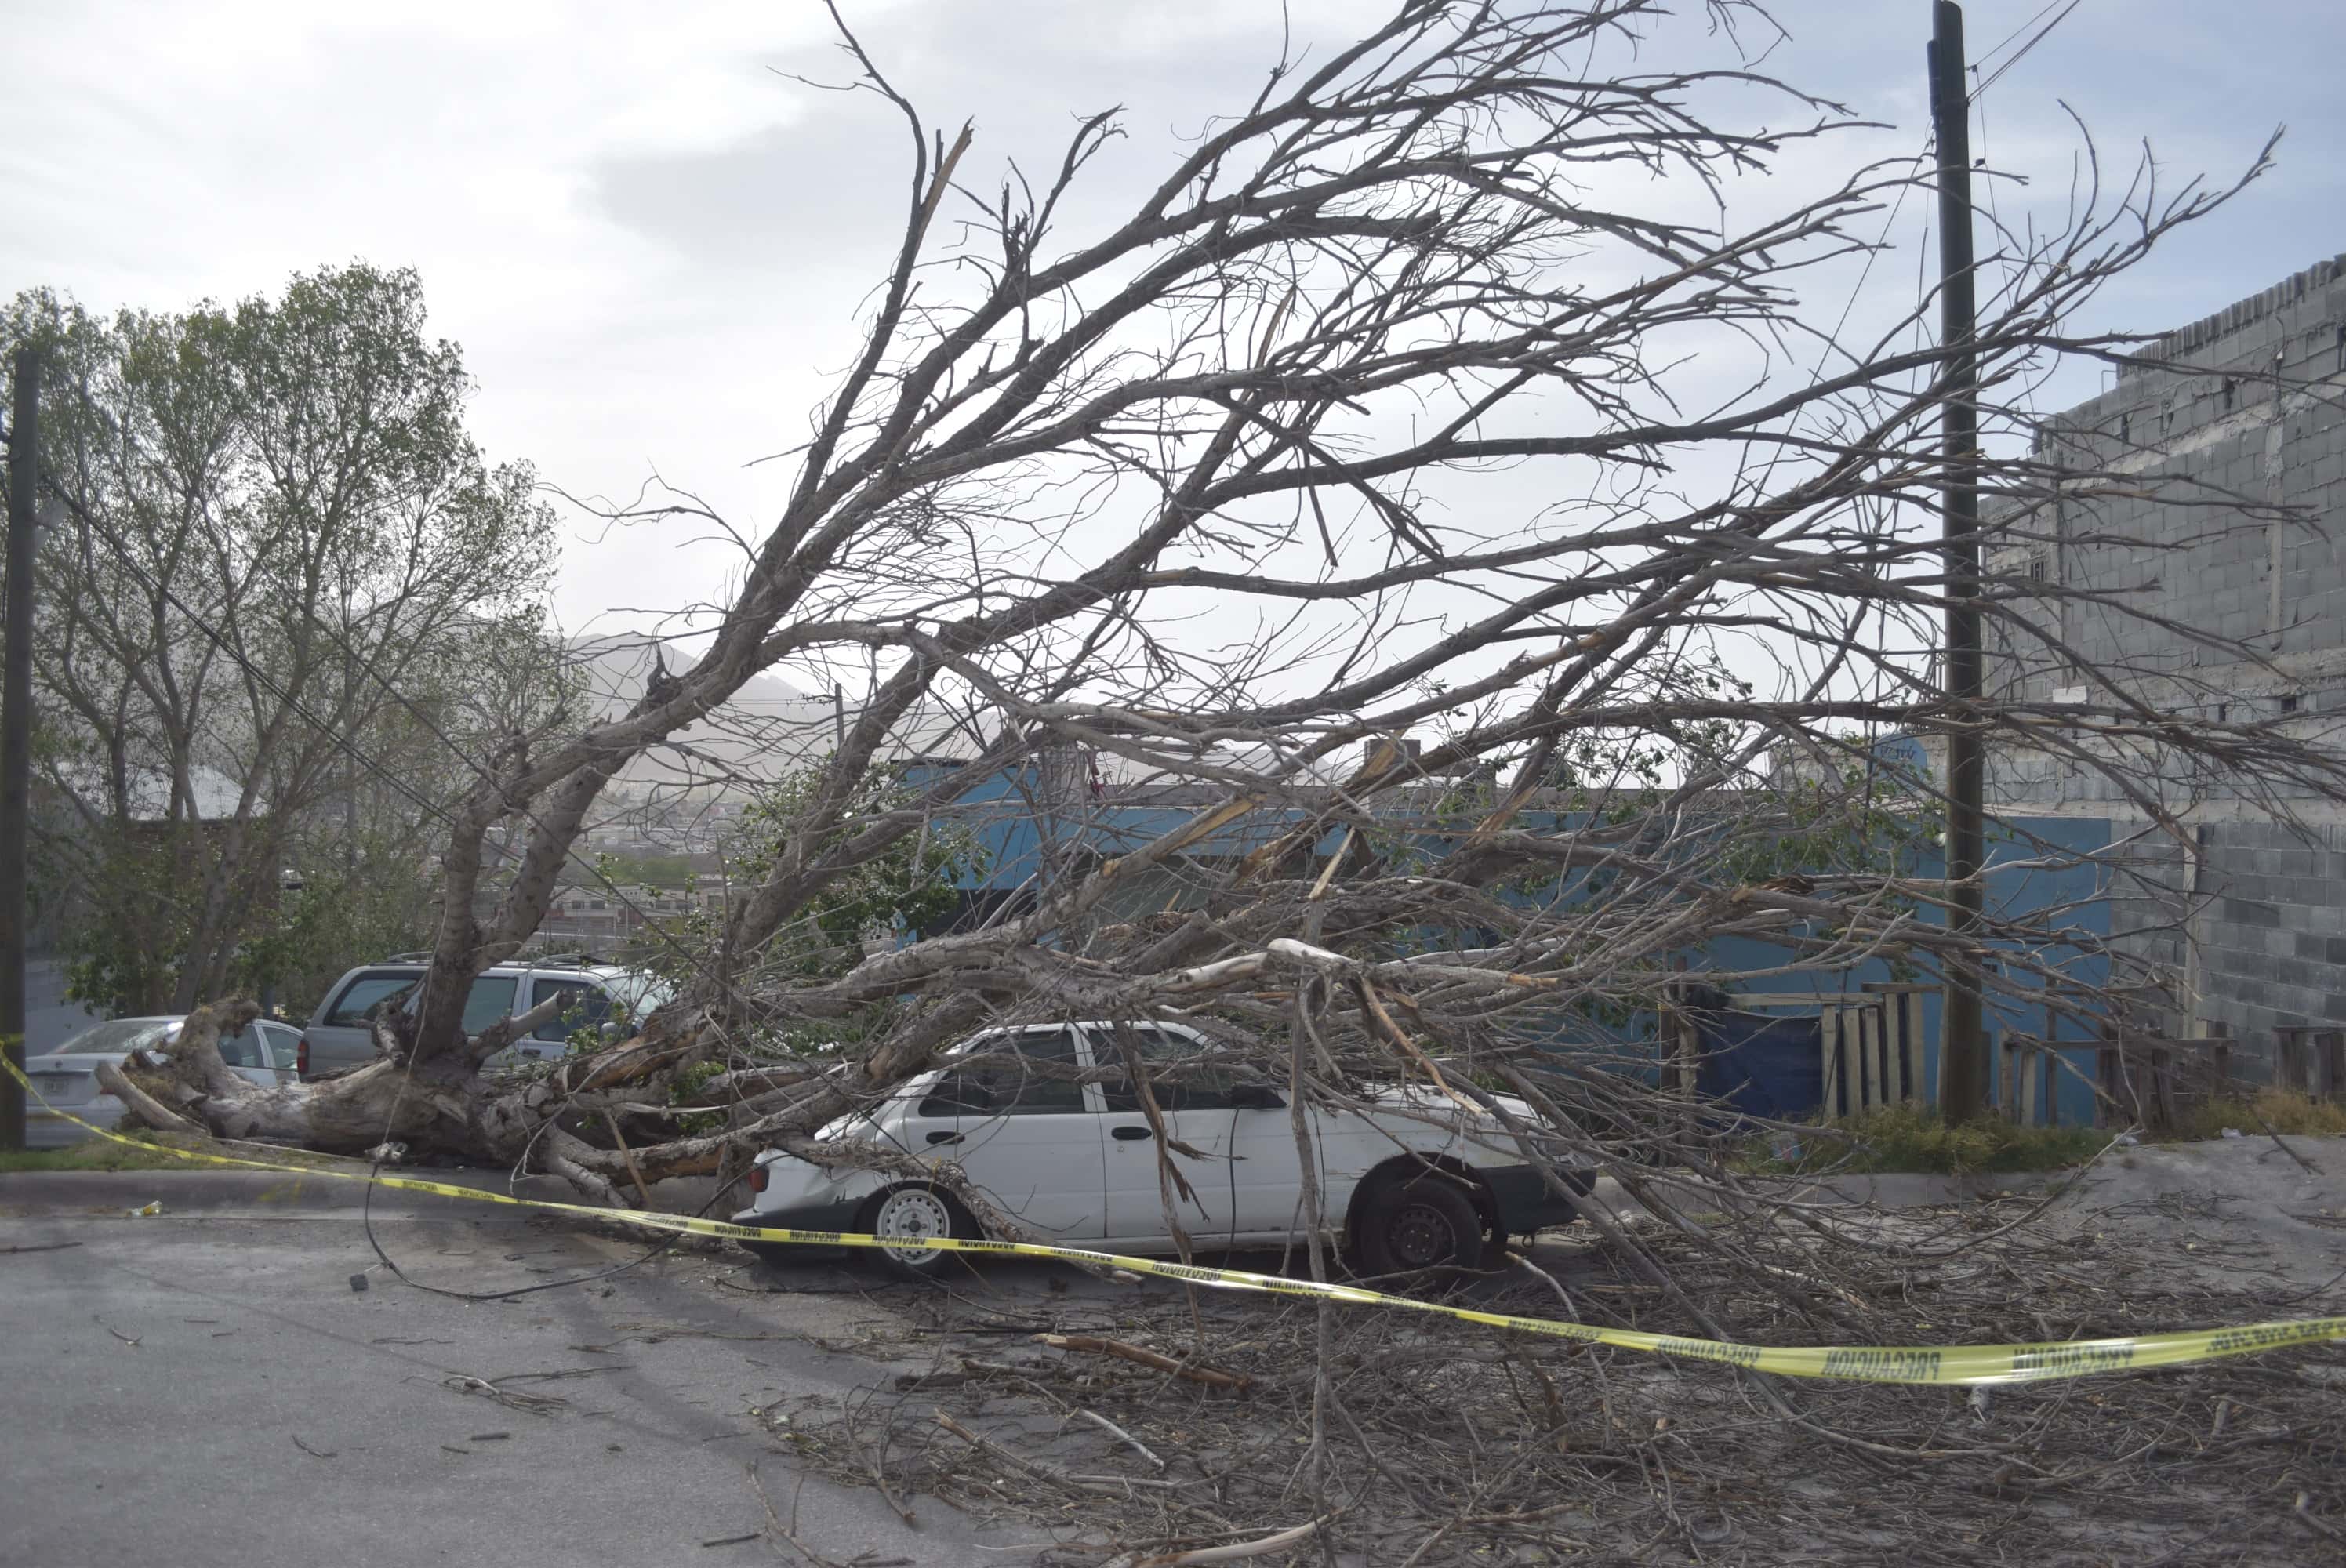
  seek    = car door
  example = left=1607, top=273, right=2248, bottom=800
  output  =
left=216, top=1022, right=289, bottom=1088
left=906, top=1026, right=1108, bottom=1243
left=307, top=967, right=424, bottom=1074
left=1095, top=1024, right=1306, bottom=1245
left=254, top=1022, right=303, bottom=1083
left=510, top=974, right=609, bottom=1062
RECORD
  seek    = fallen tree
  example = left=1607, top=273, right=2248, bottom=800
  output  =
left=89, top=1, right=2333, bottom=1250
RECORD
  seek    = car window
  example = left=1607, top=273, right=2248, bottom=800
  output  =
left=922, top=1027, right=1089, bottom=1116
left=256, top=1022, right=298, bottom=1069
left=44, top=1019, right=176, bottom=1055
left=460, top=975, right=521, bottom=1034
left=323, top=971, right=420, bottom=1029
left=528, top=978, right=608, bottom=1042
left=1095, top=1025, right=1242, bottom=1113
left=215, top=1025, right=267, bottom=1069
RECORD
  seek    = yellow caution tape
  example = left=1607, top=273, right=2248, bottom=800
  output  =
left=7, top=1055, right=2341, bottom=1385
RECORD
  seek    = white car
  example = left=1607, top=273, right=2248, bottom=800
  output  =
left=24, top=1016, right=300, bottom=1149
left=735, top=1021, right=1594, bottom=1278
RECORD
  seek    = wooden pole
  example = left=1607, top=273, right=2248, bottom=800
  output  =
left=1, top=347, right=41, bottom=1149
left=1930, top=1, right=1989, bottom=1123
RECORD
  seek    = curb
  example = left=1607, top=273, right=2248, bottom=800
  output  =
left=0, top=1167, right=728, bottom=1218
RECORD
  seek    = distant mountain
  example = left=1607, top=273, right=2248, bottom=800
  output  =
left=565, top=635, right=975, bottom=789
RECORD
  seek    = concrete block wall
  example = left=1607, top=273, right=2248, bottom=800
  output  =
left=1979, top=256, right=2346, bottom=1048
left=2195, top=819, right=2346, bottom=1051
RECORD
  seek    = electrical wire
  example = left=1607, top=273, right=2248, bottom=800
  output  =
left=1974, top=0, right=2083, bottom=98
left=356, top=1143, right=743, bottom=1302
left=1969, top=0, right=2068, bottom=75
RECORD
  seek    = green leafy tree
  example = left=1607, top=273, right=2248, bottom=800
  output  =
left=648, top=768, right=986, bottom=1054
left=4, top=265, right=566, bottom=1015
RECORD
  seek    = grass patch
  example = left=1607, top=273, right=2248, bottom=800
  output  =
left=0, top=1131, right=195, bottom=1173
left=0, top=1129, right=363, bottom=1175
left=2162, top=1088, right=2346, bottom=1142
left=1739, top=1103, right=2112, bottom=1176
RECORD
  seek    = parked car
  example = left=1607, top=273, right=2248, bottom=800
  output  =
left=735, top=1020, right=1596, bottom=1279
left=24, top=1015, right=300, bottom=1149
left=296, top=956, right=672, bottom=1079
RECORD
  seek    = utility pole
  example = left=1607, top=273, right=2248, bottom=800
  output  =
left=1929, top=0, right=1988, bottom=1123
left=2, top=348, right=41, bottom=1150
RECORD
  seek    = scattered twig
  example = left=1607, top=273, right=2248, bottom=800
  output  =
left=1113, top=1517, right=1324, bottom=1567
left=2293, top=1491, right=2344, bottom=1543
left=445, top=1374, right=567, bottom=1415
left=2242, top=1104, right=2322, bottom=1176
left=1035, top=1332, right=1251, bottom=1392
left=1076, top=1407, right=1166, bottom=1471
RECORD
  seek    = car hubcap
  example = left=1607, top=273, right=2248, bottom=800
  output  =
left=1389, top=1201, right=1457, bottom=1269
left=875, top=1189, right=953, bottom=1265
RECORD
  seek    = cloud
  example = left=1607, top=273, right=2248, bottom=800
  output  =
left=3, top=0, right=2341, bottom=651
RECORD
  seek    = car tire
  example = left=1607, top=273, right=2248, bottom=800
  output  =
left=1353, top=1171, right=1487, bottom=1277
left=856, top=1182, right=975, bottom=1282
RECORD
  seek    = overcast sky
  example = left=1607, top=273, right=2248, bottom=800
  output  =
left=5, top=0, right=2339, bottom=648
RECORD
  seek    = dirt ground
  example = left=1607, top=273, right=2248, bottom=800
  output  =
left=735, top=1134, right=2346, bottom=1566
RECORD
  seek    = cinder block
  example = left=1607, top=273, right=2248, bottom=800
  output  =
left=2223, top=898, right=2282, bottom=929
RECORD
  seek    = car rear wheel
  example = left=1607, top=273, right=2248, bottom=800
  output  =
left=857, top=1183, right=973, bottom=1281
left=1354, top=1172, right=1487, bottom=1277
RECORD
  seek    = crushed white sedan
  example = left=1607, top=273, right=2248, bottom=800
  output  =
left=735, top=1021, right=1595, bottom=1278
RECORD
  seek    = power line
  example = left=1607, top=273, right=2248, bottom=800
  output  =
left=1974, top=0, right=2083, bottom=98
left=1970, top=0, right=2065, bottom=74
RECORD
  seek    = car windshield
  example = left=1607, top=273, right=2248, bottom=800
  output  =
left=43, top=1020, right=175, bottom=1056
left=595, top=971, right=674, bottom=1017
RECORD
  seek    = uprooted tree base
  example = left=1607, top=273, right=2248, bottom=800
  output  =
left=760, top=1203, right=2346, bottom=1567
left=111, top=994, right=1076, bottom=1238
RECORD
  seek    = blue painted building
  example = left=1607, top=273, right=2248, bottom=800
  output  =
left=903, top=758, right=2118, bottom=1123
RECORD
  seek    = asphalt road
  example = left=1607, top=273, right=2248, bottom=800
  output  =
left=0, top=1176, right=1004, bottom=1568
left=12, top=1152, right=2248, bottom=1567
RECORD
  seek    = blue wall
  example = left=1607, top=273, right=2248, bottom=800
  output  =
left=1696, top=817, right=2114, bottom=1125
left=905, top=761, right=2117, bottom=1123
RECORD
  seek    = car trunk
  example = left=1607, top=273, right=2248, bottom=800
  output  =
left=25, top=1054, right=119, bottom=1106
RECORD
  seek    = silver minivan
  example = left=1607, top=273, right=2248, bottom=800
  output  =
left=296, top=956, right=671, bottom=1078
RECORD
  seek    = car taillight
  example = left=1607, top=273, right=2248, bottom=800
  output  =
left=749, top=1163, right=768, bottom=1194
left=296, top=1035, right=310, bottom=1076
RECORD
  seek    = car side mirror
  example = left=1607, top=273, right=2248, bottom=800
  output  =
left=1228, top=1083, right=1284, bottom=1110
